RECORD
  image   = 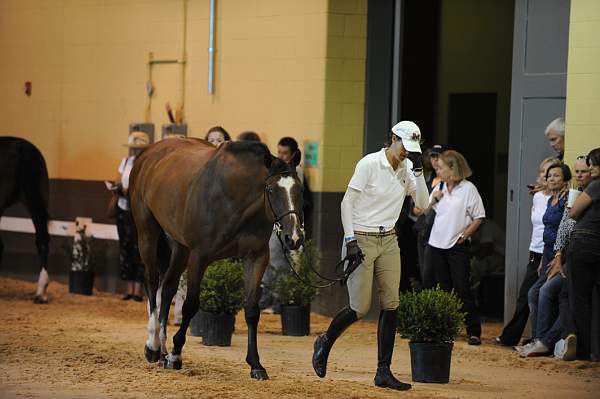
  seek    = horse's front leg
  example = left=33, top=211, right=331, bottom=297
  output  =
left=244, top=249, right=269, bottom=380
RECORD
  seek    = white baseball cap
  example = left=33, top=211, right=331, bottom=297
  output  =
left=391, top=121, right=422, bottom=153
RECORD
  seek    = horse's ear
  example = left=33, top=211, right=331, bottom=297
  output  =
left=290, top=149, right=301, bottom=167
left=264, top=153, right=275, bottom=169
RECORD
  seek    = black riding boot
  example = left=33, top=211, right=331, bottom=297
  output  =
left=312, top=306, right=357, bottom=378
left=374, top=310, right=412, bottom=391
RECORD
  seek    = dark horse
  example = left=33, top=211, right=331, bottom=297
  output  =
left=129, top=137, right=304, bottom=379
left=0, top=137, right=50, bottom=303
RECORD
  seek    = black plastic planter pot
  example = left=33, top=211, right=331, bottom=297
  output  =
left=409, top=342, right=453, bottom=383
left=69, top=270, right=94, bottom=296
left=189, top=310, right=209, bottom=337
left=281, top=304, right=310, bottom=336
left=202, top=312, right=235, bottom=346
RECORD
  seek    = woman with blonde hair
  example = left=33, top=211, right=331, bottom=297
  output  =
left=423, top=150, right=485, bottom=345
left=496, top=156, right=560, bottom=346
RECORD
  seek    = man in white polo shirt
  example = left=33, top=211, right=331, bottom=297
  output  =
left=312, top=121, right=429, bottom=391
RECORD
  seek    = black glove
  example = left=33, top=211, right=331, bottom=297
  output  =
left=406, top=152, right=423, bottom=171
left=342, top=239, right=364, bottom=285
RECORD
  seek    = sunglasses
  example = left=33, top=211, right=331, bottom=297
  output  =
left=576, top=155, right=593, bottom=166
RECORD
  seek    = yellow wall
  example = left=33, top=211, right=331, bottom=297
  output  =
left=564, top=0, right=600, bottom=164
left=0, top=0, right=366, bottom=191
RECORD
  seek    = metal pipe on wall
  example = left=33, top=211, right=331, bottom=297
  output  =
left=208, top=0, right=216, bottom=94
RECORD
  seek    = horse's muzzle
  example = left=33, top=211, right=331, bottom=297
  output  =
left=283, top=230, right=304, bottom=251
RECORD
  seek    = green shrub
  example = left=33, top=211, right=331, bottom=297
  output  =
left=199, top=259, right=245, bottom=315
left=272, top=240, right=319, bottom=306
left=397, top=286, right=466, bottom=344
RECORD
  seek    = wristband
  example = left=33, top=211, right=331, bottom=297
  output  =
left=344, top=236, right=356, bottom=243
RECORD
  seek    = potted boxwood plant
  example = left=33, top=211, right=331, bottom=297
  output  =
left=397, top=286, right=465, bottom=383
left=69, top=219, right=98, bottom=296
left=272, top=240, right=319, bottom=336
left=197, top=259, right=245, bottom=346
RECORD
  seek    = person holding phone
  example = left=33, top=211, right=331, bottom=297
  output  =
left=496, top=157, right=559, bottom=346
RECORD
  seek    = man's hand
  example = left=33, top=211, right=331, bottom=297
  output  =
left=346, top=240, right=364, bottom=265
left=406, top=152, right=423, bottom=171
left=431, top=190, right=444, bottom=204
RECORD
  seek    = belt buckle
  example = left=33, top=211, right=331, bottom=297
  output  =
left=379, top=226, right=384, bottom=235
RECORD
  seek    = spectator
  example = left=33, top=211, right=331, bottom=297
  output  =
left=545, top=117, right=565, bottom=161
left=521, top=160, right=591, bottom=357
left=205, top=126, right=231, bottom=147
left=237, top=131, right=261, bottom=142
left=567, top=147, right=600, bottom=360
left=519, top=163, right=571, bottom=356
left=115, top=132, right=149, bottom=302
left=424, top=150, right=485, bottom=345
left=496, top=157, right=559, bottom=346
left=413, top=144, right=446, bottom=286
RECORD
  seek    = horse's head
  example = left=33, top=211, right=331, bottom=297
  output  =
left=265, top=157, right=305, bottom=251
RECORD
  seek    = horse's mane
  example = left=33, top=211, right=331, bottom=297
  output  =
left=222, top=141, right=270, bottom=157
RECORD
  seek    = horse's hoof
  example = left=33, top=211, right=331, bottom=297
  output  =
left=144, top=345, right=161, bottom=363
left=164, top=356, right=182, bottom=370
left=33, top=296, right=48, bottom=305
left=250, top=368, right=269, bottom=380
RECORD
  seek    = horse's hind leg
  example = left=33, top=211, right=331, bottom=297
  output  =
left=244, top=248, right=270, bottom=380
left=170, top=251, right=207, bottom=368
left=134, top=209, right=162, bottom=363
left=159, top=241, right=189, bottom=369
left=24, top=200, right=50, bottom=304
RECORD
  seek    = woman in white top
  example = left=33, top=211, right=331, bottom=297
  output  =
left=424, top=150, right=485, bottom=345
left=496, top=157, right=558, bottom=346
left=115, top=132, right=149, bottom=302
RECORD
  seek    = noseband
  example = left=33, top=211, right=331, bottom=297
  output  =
left=264, top=171, right=303, bottom=234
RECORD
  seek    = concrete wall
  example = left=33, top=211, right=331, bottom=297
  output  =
left=564, top=0, right=600, bottom=162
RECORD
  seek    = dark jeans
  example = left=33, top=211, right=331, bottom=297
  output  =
left=536, top=275, right=563, bottom=348
left=116, top=207, right=145, bottom=283
left=559, top=265, right=576, bottom=339
left=426, top=242, right=481, bottom=337
left=567, top=231, right=600, bottom=359
left=499, top=251, right=542, bottom=345
left=527, top=255, right=552, bottom=339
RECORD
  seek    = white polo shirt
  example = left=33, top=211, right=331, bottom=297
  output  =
left=347, top=148, right=417, bottom=232
left=428, top=180, right=485, bottom=249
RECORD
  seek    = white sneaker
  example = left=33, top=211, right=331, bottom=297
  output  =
left=563, top=334, right=577, bottom=361
left=520, top=339, right=550, bottom=357
left=515, top=340, right=536, bottom=353
left=553, top=339, right=566, bottom=358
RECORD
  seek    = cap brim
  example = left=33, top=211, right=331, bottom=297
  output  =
left=402, top=139, right=421, bottom=153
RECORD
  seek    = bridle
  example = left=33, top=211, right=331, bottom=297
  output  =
left=264, top=170, right=304, bottom=234
left=264, top=170, right=362, bottom=289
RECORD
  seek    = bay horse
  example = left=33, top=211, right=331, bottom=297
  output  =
left=0, top=137, right=50, bottom=303
left=129, top=137, right=304, bottom=380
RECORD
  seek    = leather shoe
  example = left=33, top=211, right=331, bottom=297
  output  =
left=374, top=367, right=411, bottom=391
left=312, top=334, right=331, bottom=378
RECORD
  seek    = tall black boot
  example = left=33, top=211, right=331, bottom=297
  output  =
left=312, top=306, right=357, bottom=378
left=374, top=310, right=412, bottom=391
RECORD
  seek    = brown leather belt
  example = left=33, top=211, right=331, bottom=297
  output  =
left=355, top=229, right=396, bottom=237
